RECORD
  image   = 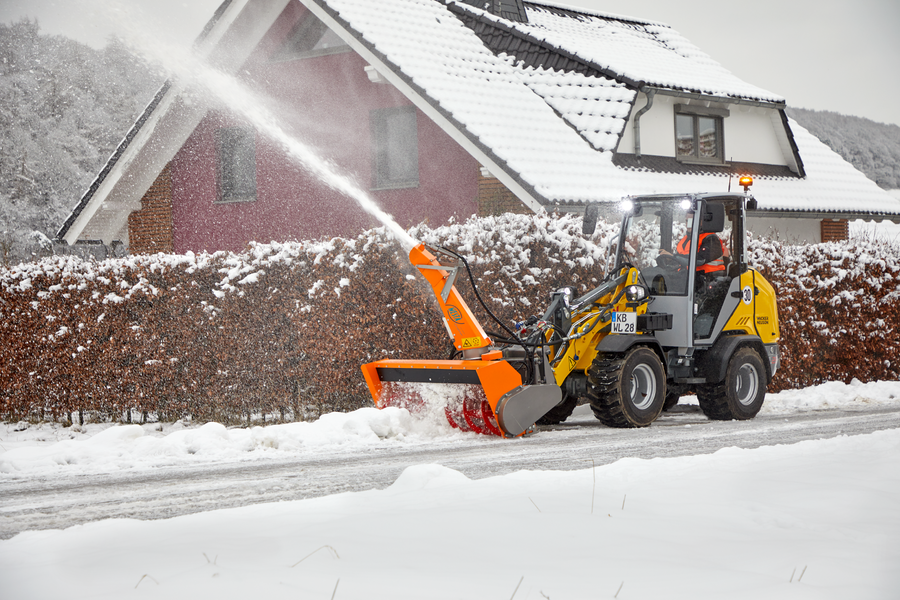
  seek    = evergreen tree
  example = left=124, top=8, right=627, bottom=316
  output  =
left=0, top=19, right=161, bottom=264
left=788, top=107, right=900, bottom=190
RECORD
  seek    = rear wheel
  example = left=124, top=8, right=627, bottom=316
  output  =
left=697, top=347, right=766, bottom=420
left=588, top=347, right=665, bottom=428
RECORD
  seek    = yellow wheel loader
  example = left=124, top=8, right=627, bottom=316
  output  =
left=362, top=188, right=780, bottom=437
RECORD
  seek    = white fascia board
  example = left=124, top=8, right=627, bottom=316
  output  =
left=64, top=0, right=291, bottom=245
left=302, top=0, right=547, bottom=214
left=769, top=110, right=801, bottom=175
left=62, top=87, right=201, bottom=245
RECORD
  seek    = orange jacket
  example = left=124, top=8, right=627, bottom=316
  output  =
left=676, top=233, right=726, bottom=274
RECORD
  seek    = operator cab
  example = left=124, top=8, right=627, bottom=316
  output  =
left=595, top=193, right=752, bottom=347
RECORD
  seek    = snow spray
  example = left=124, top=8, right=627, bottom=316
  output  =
left=98, top=1, right=417, bottom=251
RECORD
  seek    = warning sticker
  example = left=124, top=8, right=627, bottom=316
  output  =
left=461, top=336, right=482, bottom=348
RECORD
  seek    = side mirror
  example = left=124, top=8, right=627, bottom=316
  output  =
left=583, top=203, right=600, bottom=235
left=746, top=197, right=758, bottom=211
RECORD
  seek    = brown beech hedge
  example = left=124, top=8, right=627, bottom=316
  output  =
left=1, top=213, right=898, bottom=423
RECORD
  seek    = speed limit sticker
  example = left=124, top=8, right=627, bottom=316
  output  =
left=741, top=285, right=753, bottom=305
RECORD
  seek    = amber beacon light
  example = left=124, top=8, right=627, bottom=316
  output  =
left=739, top=176, right=754, bottom=192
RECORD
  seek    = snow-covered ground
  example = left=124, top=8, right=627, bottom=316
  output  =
left=3, top=380, right=900, bottom=476
left=1, top=380, right=899, bottom=599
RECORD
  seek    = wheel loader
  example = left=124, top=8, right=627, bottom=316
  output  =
left=361, top=185, right=781, bottom=437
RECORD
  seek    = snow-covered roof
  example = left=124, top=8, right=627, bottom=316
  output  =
left=474, top=0, right=784, bottom=103
left=310, top=0, right=897, bottom=215
left=58, top=0, right=900, bottom=244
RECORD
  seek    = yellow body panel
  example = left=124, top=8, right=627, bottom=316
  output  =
left=722, top=269, right=780, bottom=342
left=723, top=270, right=757, bottom=335
left=751, top=271, right=780, bottom=343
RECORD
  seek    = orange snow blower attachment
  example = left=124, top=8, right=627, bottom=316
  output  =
left=361, top=244, right=561, bottom=437
left=405, top=243, right=492, bottom=354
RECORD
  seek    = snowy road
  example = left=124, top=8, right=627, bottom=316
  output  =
left=3, top=403, right=898, bottom=540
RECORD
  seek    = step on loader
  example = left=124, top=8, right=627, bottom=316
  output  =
left=362, top=185, right=781, bottom=437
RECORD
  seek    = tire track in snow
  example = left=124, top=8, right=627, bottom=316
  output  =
left=2, top=406, right=898, bottom=539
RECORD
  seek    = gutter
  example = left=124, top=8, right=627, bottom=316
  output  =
left=748, top=209, right=900, bottom=223
left=642, top=86, right=785, bottom=109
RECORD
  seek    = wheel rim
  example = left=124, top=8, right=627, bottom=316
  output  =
left=628, top=364, right=657, bottom=410
left=735, top=363, right=759, bottom=406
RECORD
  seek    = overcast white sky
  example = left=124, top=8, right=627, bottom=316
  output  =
left=1, top=0, right=898, bottom=126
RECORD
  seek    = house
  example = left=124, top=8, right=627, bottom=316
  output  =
left=56, top=0, right=900, bottom=256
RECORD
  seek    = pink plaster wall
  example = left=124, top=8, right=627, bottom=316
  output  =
left=171, top=2, right=478, bottom=254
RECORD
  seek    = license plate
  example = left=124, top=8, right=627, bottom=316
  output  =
left=611, top=312, right=636, bottom=334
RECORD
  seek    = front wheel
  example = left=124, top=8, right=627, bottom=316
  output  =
left=588, top=347, right=666, bottom=428
left=536, top=393, right=578, bottom=425
left=697, top=347, right=767, bottom=420
left=663, top=391, right=680, bottom=411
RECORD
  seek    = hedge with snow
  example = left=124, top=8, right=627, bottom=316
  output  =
left=1, top=213, right=898, bottom=422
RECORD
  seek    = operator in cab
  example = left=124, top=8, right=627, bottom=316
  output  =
left=659, top=210, right=727, bottom=274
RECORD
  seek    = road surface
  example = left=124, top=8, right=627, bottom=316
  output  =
left=2, top=404, right=898, bottom=539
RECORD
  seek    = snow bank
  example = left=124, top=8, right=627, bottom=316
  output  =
left=1, top=429, right=897, bottom=599
left=760, top=378, right=900, bottom=414
left=3, top=380, right=899, bottom=477
left=0, top=406, right=461, bottom=475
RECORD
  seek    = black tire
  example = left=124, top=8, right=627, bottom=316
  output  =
left=536, top=393, right=578, bottom=425
left=587, top=347, right=666, bottom=428
left=697, top=347, right=766, bottom=420
left=663, top=391, right=680, bottom=411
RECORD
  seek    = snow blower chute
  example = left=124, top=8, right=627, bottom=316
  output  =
left=361, top=244, right=562, bottom=437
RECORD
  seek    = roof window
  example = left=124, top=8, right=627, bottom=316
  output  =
left=459, top=0, right=529, bottom=23
left=271, top=13, right=350, bottom=61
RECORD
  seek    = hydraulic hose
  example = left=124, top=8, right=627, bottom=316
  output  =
left=438, top=246, right=521, bottom=342
left=439, top=246, right=539, bottom=382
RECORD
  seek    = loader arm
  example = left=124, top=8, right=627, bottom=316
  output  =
left=544, top=267, right=645, bottom=387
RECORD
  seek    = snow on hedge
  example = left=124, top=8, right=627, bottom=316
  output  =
left=1, top=213, right=898, bottom=422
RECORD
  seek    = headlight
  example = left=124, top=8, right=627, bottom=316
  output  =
left=625, top=285, right=647, bottom=302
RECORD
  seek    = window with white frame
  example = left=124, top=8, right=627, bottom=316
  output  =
left=675, top=104, right=728, bottom=164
